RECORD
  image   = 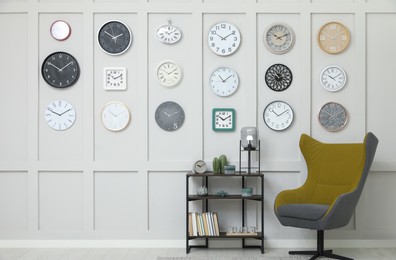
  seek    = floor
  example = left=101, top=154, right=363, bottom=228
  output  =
left=0, top=248, right=395, bottom=260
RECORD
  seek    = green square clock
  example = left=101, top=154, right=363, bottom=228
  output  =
left=212, top=108, right=235, bottom=132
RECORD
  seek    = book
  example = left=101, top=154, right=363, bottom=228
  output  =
left=191, top=212, right=197, bottom=236
left=202, top=212, right=209, bottom=236
left=188, top=213, right=193, bottom=236
left=213, top=212, right=220, bottom=236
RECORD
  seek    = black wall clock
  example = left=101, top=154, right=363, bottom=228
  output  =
left=265, top=64, right=293, bottom=91
left=41, top=51, right=80, bottom=88
left=98, top=20, right=132, bottom=55
left=155, top=101, right=185, bottom=132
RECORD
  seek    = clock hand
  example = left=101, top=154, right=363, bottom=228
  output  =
left=104, top=31, right=114, bottom=38
left=169, top=110, right=181, bottom=116
left=59, top=108, right=72, bottom=116
left=219, top=115, right=231, bottom=121
left=167, top=68, right=177, bottom=75
left=278, top=109, right=290, bottom=116
left=60, top=61, right=73, bottom=71
left=328, top=74, right=335, bottom=80
left=47, top=62, right=62, bottom=72
left=333, top=30, right=345, bottom=38
left=47, top=108, right=61, bottom=116
left=333, top=73, right=342, bottom=79
left=223, top=75, right=232, bottom=82
left=112, top=74, right=123, bottom=79
left=270, top=109, right=280, bottom=116
left=115, top=110, right=127, bottom=117
left=163, top=111, right=171, bottom=117
left=322, top=31, right=335, bottom=39
left=214, top=32, right=225, bottom=40
left=218, top=75, right=225, bottom=82
left=223, top=32, right=235, bottom=40
left=113, top=33, right=123, bottom=39
left=276, top=33, right=289, bottom=40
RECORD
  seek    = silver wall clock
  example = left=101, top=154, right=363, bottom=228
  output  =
left=318, top=102, right=348, bottom=132
left=210, top=67, right=239, bottom=97
left=264, top=23, right=295, bottom=54
left=263, top=101, right=294, bottom=131
left=207, top=22, right=241, bottom=56
left=156, top=20, right=182, bottom=44
left=97, top=20, right=132, bottom=55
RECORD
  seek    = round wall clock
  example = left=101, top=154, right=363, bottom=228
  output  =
left=45, top=99, right=76, bottom=131
left=156, top=59, right=183, bottom=87
left=318, top=21, right=350, bottom=54
left=210, top=67, right=239, bottom=97
left=155, top=101, right=185, bottom=131
left=41, top=51, right=80, bottom=88
left=101, top=101, right=131, bottom=131
left=320, top=65, right=347, bottom=92
left=97, top=20, right=132, bottom=55
left=264, top=23, right=295, bottom=54
left=263, top=101, right=294, bottom=131
left=156, top=20, right=182, bottom=44
left=265, top=64, right=293, bottom=92
left=193, top=160, right=207, bottom=174
left=50, top=20, right=71, bottom=41
left=318, top=102, right=348, bottom=132
left=207, top=22, right=241, bottom=56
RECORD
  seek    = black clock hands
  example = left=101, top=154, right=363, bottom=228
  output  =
left=218, top=115, right=231, bottom=121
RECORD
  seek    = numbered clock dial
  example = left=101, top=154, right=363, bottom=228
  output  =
left=264, top=23, right=295, bottom=54
left=45, top=100, right=76, bottom=131
left=101, top=101, right=131, bottom=131
left=318, top=102, right=347, bottom=132
left=156, top=60, right=183, bottom=87
left=212, top=108, right=235, bottom=132
left=156, top=22, right=182, bottom=44
left=155, top=101, right=185, bottom=132
left=318, top=21, right=350, bottom=54
left=265, top=64, right=293, bottom=92
left=210, top=67, right=239, bottom=97
left=50, top=20, right=71, bottom=41
left=263, top=101, right=294, bottom=131
left=104, top=67, right=127, bottom=90
left=320, top=65, right=347, bottom=92
left=208, top=22, right=241, bottom=56
left=41, top=51, right=80, bottom=88
left=98, top=20, right=132, bottom=55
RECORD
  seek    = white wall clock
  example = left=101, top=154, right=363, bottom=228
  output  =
left=156, top=20, right=182, bottom=44
left=101, top=101, right=131, bottom=132
left=210, top=67, right=239, bottom=97
left=264, top=23, right=295, bottom=54
left=156, top=59, right=183, bottom=87
left=212, top=108, right=235, bottom=132
left=45, top=100, right=76, bottom=131
left=318, top=102, right=348, bottom=132
left=320, top=65, right=347, bottom=92
left=263, top=101, right=294, bottom=131
left=104, top=67, right=127, bottom=90
left=50, top=20, right=71, bottom=41
left=207, top=22, right=241, bottom=56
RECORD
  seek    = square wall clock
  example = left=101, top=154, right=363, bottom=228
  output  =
left=104, top=67, right=127, bottom=90
left=212, top=108, right=235, bottom=132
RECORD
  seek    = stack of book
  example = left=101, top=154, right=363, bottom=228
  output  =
left=188, top=212, right=220, bottom=237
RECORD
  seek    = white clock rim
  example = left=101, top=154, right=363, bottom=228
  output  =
left=50, top=20, right=72, bottom=41
left=319, top=65, right=347, bottom=92
left=45, top=99, right=76, bottom=131
left=97, top=20, right=133, bottom=56
left=207, top=22, right=241, bottom=57
left=156, top=24, right=182, bottom=44
left=156, top=59, right=184, bottom=87
left=318, top=102, right=348, bottom=132
left=263, top=22, right=295, bottom=55
left=103, top=67, right=127, bottom=91
left=209, top=66, right=240, bottom=97
left=263, top=100, right=294, bottom=131
left=101, top=101, right=131, bottom=132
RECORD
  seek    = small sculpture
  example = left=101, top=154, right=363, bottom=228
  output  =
left=197, top=186, right=208, bottom=196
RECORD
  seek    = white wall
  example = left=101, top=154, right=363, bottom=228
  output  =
left=0, top=0, right=396, bottom=245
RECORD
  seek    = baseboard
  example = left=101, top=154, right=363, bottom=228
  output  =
left=0, top=239, right=395, bottom=248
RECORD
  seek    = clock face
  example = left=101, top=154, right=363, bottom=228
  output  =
left=45, top=100, right=76, bottom=131
left=265, top=64, right=293, bottom=92
left=318, top=21, right=350, bottom=54
left=50, top=20, right=71, bottom=41
left=264, top=23, right=295, bottom=54
left=263, top=101, right=294, bottom=131
left=318, top=102, right=347, bottom=132
left=41, top=51, right=80, bottom=88
left=101, top=101, right=131, bottom=131
left=97, top=20, right=132, bottom=55
left=208, top=22, right=241, bottom=56
left=193, top=160, right=207, bottom=174
left=156, top=23, right=182, bottom=44
left=210, top=67, right=239, bottom=97
left=104, top=67, right=127, bottom=90
left=155, top=101, right=185, bottom=131
left=212, top=108, right=235, bottom=132
left=320, top=65, right=347, bottom=92
left=156, top=60, right=183, bottom=87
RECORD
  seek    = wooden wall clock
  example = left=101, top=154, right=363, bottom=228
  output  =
left=317, top=21, right=350, bottom=54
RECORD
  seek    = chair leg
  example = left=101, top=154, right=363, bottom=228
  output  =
left=288, top=230, right=353, bottom=260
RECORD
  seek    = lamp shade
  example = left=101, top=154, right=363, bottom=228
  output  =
left=241, top=127, right=258, bottom=150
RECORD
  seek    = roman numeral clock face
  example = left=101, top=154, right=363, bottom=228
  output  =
left=156, top=60, right=183, bottom=87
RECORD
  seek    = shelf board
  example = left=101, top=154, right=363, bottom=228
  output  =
left=188, top=194, right=262, bottom=201
left=187, top=171, right=263, bottom=177
left=188, top=231, right=263, bottom=239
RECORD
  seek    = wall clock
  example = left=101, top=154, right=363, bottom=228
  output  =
left=318, top=21, right=350, bottom=54
left=320, top=65, right=347, bottom=92
left=264, top=23, right=295, bottom=54
left=104, top=67, right=127, bottom=90
left=193, top=160, right=207, bottom=174
left=155, top=101, right=185, bottom=131
left=265, top=64, right=293, bottom=92
left=156, top=59, right=183, bottom=87
left=212, top=108, right=235, bottom=132
left=101, top=101, right=131, bottom=132
left=156, top=20, right=182, bottom=44
left=97, top=20, right=132, bottom=55
left=41, top=51, right=80, bottom=88
left=263, top=101, right=294, bottom=131
left=210, top=67, right=239, bottom=97
left=207, top=22, right=241, bottom=56
left=45, top=99, right=76, bottom=131
left=318, top=102, right=348, bottom=132
left=50, top=20, right=71, bottom=41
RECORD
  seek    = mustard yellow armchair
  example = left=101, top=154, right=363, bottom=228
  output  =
left=274, top=133, right=378, bottom=260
